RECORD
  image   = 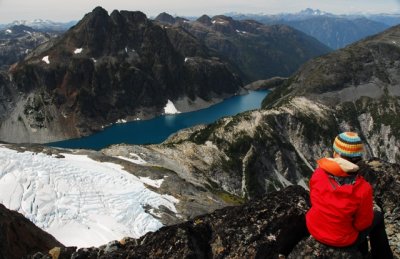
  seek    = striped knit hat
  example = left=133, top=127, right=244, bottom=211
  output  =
left=333, top=132, right=364, bottom=158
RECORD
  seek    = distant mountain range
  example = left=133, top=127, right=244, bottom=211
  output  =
left=229, top=8, right=399, bottom=49
left=0, top=19, right=76, bottom=32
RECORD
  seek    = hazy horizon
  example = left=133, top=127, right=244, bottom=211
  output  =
left=0, top=0, right=399, bottom=24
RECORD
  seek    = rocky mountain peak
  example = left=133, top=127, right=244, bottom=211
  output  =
left=196, top=14, right=212, bottom=26
left=155, top=12, right=176, bottom=24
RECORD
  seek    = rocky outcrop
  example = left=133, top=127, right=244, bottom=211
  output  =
left=0, top=7, right=242, bottom=143
left=0, top=203, right=63, bottom=259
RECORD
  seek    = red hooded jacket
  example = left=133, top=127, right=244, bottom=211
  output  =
left=306, top=157, right=374, bottom=247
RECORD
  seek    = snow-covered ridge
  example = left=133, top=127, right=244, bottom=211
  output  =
left=0, top=146, right=178, bottom=248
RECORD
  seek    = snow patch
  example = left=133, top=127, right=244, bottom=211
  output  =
left=211, top=20, right=226, bottom=24
left=139, top=177, right=164, bottom=188
left=0, top=147, right=179, bottom=248
left=116, top=119, right=127, bottom=124
left=236, top=29, right=247, bottom=34
left=42, top=56, right=50, bottom=64
left=5, top=29, right=12, bottom=34
left=74, top=48, right=83, bottom=54
left=164, top=100, right=180, bottom=114
left=116, top=153, right=147, bottom=165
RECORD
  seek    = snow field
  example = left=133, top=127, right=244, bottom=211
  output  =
left=0, top=146, right=178, bottom=248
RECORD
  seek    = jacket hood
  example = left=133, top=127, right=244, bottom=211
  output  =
left=317, top=157, right=359, bottom=177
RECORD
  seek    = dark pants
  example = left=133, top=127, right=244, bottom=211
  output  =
left=353, top=210, right=393, bottom=259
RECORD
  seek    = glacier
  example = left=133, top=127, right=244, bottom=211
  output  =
left=0, top=145, right=178, bottom=248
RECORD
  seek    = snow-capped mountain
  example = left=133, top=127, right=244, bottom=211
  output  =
left=0, top=145, right=178, bottom=247
left=6, top=19, right=76, bottom=32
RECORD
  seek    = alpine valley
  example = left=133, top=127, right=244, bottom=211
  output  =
left=0, top=6, right=400, bottom=259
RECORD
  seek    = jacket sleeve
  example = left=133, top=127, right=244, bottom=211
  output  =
left=353, top=183, right=374, bottom=231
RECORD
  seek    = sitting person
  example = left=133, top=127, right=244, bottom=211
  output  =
left=306, top=132, right=393, bottom=258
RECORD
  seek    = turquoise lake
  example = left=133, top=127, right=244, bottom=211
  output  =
left=49, top=90, right=269, bottom=150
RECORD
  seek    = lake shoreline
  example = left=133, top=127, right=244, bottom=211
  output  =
left=49, top=90, right=269, bottom=150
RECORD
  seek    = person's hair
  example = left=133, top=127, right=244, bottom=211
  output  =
left=341, top=155, right=362, bottom=165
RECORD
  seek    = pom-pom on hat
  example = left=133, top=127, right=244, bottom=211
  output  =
left=333, top=132, right=364, bottom=158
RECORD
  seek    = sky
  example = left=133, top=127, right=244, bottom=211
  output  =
left=0, top=0, right=399, bottom=23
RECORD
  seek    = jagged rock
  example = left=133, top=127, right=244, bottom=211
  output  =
left=154, top=12, right=176, bottom=24
left=288, top=236, right=363, bottom=259
left=0, top=203, right=63, bottom=259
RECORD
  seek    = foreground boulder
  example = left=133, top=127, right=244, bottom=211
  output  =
left=0, top=203, right=63, bottom=259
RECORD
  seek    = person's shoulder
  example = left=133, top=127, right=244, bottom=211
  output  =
left=356, top=176, right=373, bottom=194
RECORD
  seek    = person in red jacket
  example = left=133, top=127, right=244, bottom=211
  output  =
left=306, top=132, right=393, bottom=258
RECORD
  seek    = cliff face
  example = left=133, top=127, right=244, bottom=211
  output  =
left=0, top=7, right=242, bottom=143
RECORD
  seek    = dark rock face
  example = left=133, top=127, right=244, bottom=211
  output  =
left=0, top=203, right=63, bottom=259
